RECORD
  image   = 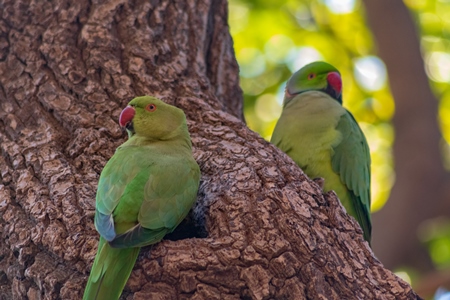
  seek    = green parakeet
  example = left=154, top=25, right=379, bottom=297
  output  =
left=271, top=62, right=371, bottom=243
left=83, top=96, right=200, bottom=300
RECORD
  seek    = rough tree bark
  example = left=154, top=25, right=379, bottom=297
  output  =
left=0, top=0, right=420, bottom=299
left=362, top=0, right=449, bottom=272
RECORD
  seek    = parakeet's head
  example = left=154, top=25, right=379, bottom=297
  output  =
left=285, top=61, right=342, bottom=105
left=119, top=96, right=188, bottom=141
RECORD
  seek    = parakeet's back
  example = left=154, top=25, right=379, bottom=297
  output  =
left=83, top=96, right=200, bottom=300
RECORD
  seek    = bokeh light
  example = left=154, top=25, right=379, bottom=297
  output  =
left=426, top=52, right=450, bottom=83
left=434, top=287, right=450, bottom=300
left=255, top=93, right=282, bottom=123
left=238, top=48, right=266, bottom=78
left=353, top=56, right=387, bottom=91
left=276, top=81, right=288, bottom=105
left=394, top=271, right=412, bottom=285
left=323, top=0, right=356, bottom=14
left=286, top=46, right=323, bottom=72
left=264, top=35, right=295, bottom=64
left=419, top=217, right=450, bottom=268
left=359, top=122, right=394, bottom=211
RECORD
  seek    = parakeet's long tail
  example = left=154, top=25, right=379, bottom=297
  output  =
left=83, top=237, right=140, bottom=300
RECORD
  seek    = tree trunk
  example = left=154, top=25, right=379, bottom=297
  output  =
left=362, top=0, right=449, bottom=272
left=0, top=0, right=420, bottom=299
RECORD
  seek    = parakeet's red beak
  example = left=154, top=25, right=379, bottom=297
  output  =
left=326, top=72, right=342, bottom=96
left=284, top=87, right=294, bottom=99
left=119, top=106, right=135, bottom=127
left=285, top=78, right=299, bottom=100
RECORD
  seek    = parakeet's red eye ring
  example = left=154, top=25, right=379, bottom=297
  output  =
left=145, top=104, right=157, bottom=112
left=308, top=73, right=316, bottom=80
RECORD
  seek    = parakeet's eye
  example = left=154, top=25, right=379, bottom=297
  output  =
left=307, top=73, right=316, bottom=80
left=145, top=104, right=157, bottom=112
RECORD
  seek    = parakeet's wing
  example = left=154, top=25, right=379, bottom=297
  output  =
left=109, top=157, right=200, bottom=248
left=270, top=111, right=294, bottom=157
left=331, top=110, right=372, bottom=242
left=85, top=147, right=151, bottom=300
left=94, top=148, right=145, bottom=241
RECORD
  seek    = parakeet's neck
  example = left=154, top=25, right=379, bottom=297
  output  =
left=284, top=90, right=343, bottom=113
left=284, top=85, right=341, bottom=107
left=123, top=127, right=193, bottom=154
left=126, top=134, right=191, bottom=149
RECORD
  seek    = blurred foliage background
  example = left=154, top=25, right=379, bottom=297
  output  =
left=228, top=0, right=450, bottom=297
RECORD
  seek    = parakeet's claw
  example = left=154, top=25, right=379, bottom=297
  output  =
left=313, top=177, right=325, bottom=189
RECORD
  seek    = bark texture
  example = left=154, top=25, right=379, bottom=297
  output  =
left=0, top=0, right=420, bottom=299
left=362, top=0, right=449, bottom=272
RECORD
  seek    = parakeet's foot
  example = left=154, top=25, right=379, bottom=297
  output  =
left=313, top=177, right=325, bottom=189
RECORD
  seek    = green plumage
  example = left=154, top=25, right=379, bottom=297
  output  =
left=271, top=62, right=371, bottom=243
left=83, top=238, right=139, bottom=299
left=83, top=96, right=200, bottom=299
